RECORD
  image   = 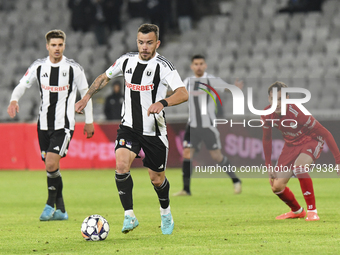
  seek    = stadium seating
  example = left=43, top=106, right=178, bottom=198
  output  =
left=1, top=0, right=340, bottom=122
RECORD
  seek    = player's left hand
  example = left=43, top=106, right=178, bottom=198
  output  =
left=84, top=123, right=94, bottom=138
left=147, top=102, right=163, bottom=116
left=75, top=95, right=90, bottom=114
left=234, top=78, right=244, bottom=90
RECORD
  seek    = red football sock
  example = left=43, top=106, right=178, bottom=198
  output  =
left=297, top=172, right=316, bottom=211
left=274, top=187, right=301, bottom=212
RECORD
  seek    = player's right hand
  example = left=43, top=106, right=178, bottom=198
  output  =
left=7, top=101, right=19, bottom=118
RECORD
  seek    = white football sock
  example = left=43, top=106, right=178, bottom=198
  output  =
left=293, top=207, right=303, bottom=214
left=124, top=210, right=135, bottom=217
left=160, top=206, right=171, bottom=216
left=307, top=209, right=317, bottom=213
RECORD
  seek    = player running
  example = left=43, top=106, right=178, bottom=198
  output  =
left=261, top=81, right=340, bottom=221
left=75, top=24, right=188, bottom=235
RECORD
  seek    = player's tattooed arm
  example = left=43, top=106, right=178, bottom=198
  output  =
left=87, top=73, right=111, bottom=97
left=75, top=73, right=111, bottom=114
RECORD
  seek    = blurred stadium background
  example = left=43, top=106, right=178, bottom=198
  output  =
left=1, top=0, right=340, bottom=170
left=1, top=0, right=340, bottom=122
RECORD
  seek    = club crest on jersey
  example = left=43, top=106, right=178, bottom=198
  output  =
left=125, top=81, right=154, bottom=91
left=146, top=69, right=153, bottom=76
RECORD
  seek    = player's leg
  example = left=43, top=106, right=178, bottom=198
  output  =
left=174, top=124, right=193, bottom=196
left=143, top=134, right=173, bottom=234
left=204, top=126, right=242, bottom=193
left=40, top=152, right=62, bottom=221
left=294, top=153, right=319, bottom=221
left=148, top=169, right=174, bottom=235
left=114, top=127, right=140, bottom=233
left=173, top=147, right=195, bottom=196
left=115, top=149, right=138, bottom=233
left=209, top=149, right=242, bottom=194
left=271, top=144, right=306, bottom=219
left=271, top=176, right=306, bottom=219
left=40, top=129, right=73, bottom=221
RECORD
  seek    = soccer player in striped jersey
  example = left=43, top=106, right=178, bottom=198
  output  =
left=7, top=30, right=94, bottom=221
left=262, top=81, right=340, bottom=221
left=173, top=55, right=243, bottom=196
left=75, top=24, right=188, bottom=235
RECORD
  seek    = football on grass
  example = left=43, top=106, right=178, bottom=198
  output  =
left=81, top=214, right=110, bottom=241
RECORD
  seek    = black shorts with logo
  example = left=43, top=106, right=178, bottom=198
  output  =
left=115, top=125, right=168, bottom=172
left=185, top=126, right=221, bottom=151
left=38, top=128, right=74, bottom=161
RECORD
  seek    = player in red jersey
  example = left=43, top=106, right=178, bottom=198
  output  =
left=261, top=81, right=340, bottom=221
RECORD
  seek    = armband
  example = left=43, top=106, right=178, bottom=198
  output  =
left=159, top=99, right=168, bottom=107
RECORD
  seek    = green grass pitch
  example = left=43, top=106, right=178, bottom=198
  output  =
left=0, top=169, right=339, bottom=254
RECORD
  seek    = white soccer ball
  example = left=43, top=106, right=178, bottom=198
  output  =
left=81, top=214, right=110, bottom=241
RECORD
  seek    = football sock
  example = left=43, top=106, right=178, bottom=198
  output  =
left=274, top=187, right=301, bottom=212
left=219, top=156, right=240, bottom=183
left=182, top=159, right=192, bottom=193
left=160, top=206, right=171, bottom=216
left=153, top=177, right=170, bottom=209
left=124, top=209, right=135, bottom=217
left=297, top=172, right=316, bottom=211
left=56, top=176, right=65, bottom=213
left=115, top=171, right=133, bottom=211
left=46, top=169, right=61, bottom=208
left=293, top=207, right=304, bottom=214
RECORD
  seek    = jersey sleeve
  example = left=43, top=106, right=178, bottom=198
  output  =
left=311, top=121, right=340, bottom=163
left=183, top=77, right=190, bottom=91
left=105, top=55, right=125, bottom=79
left=74, top=66, right=94, bottom=124
left=10, top=62, right=39, bottom=102
left=162, top=69, right=185, bottom=91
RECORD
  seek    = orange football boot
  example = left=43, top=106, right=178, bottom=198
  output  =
left=275, top=208, right=306, bottom=220
left=305, top=211, right=320, bottom=221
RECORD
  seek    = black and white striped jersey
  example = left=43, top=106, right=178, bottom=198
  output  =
left=105, top=52, right=185, bottom=136
left=184, top=72, right=227, bottom=128
left=10, top=56, right=93, bottom=131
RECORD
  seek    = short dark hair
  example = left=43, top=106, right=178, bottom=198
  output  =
left=268, top=81, right=288, bottom=95
left=45, top=29, right=66, bottom=44
left=138, top=24, right=159, bottom=40
left=191, top=54, right=205, bottom=62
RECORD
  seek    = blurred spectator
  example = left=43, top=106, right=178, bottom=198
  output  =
left=93, top=0, right=107, bottom=45
left=68, top=0, right=95, bottom=32
left=104, top=80, right=124, bottom=121
left=278, top=0, right=324, bottom=13
left=176, top=0, right=194, bottom=34
left=128, top=0, right=147, bottom=18
left=103, top=0, right=123, bottom=32
left=146, top=0, right=171, bottom=43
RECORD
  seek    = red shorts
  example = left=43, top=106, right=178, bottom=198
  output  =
left=277, top=139, right=323, bottom=170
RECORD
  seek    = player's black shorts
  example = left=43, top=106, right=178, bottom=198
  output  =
left=186, top=126, right=221, bottom=151
left=115, top=125, right=168, bottom=172
left=38, top=128, right=74, bottom=161
left=183, top=124, right=191, bottom=148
